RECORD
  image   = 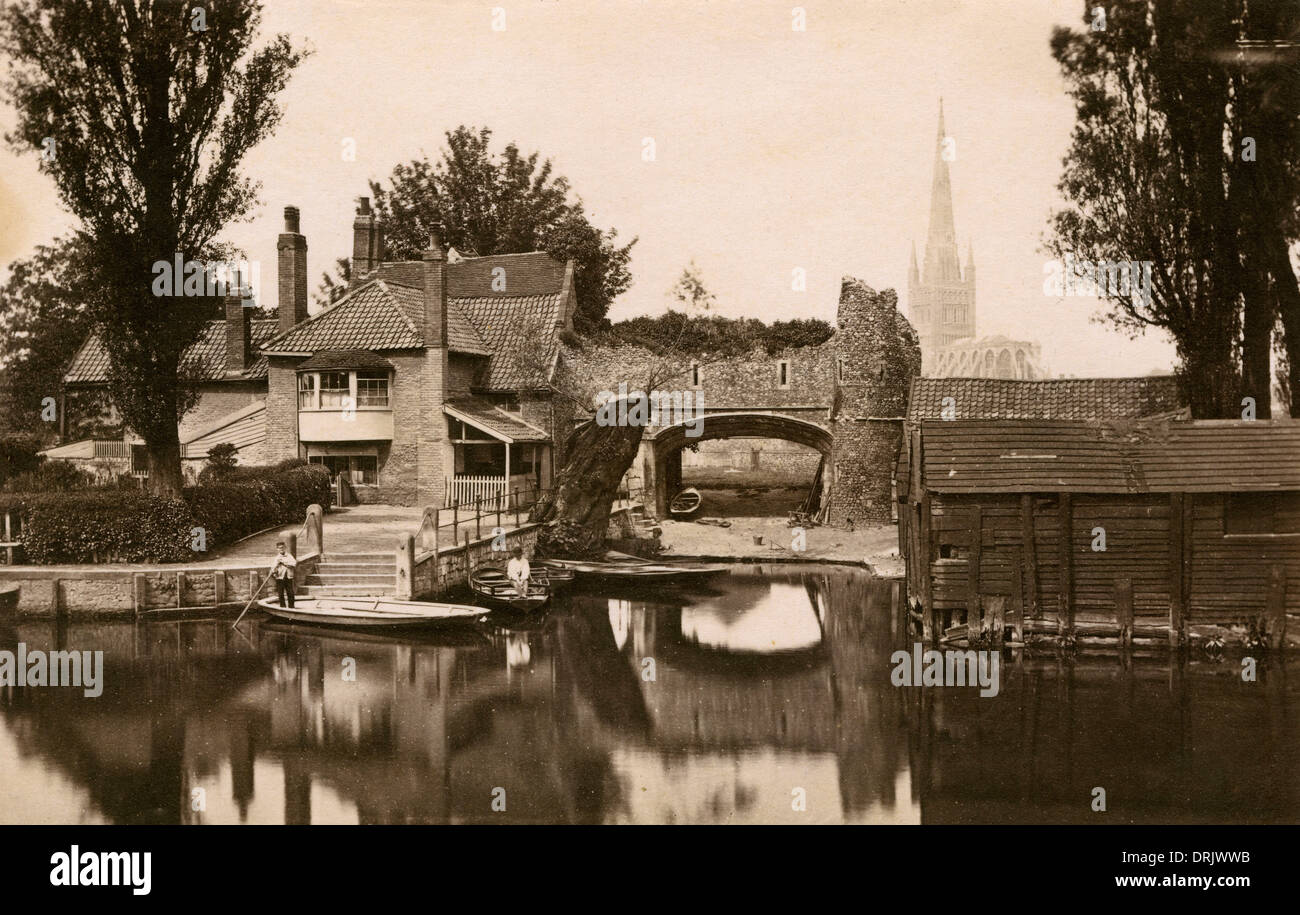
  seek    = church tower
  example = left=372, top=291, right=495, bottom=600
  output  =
left=908, top=99, right=976, bottom=373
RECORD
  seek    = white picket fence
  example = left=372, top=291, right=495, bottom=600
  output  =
left=445, top=475, right=507, bottom=507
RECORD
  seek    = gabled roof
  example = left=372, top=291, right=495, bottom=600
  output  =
left=445, top=395, right=549, bottom=443
left=262, top=280, right=423, bottom=353
left=261, top=251, right=570, bottom=390
left=64, top=319, right=279, bottom=385
left=919, top=419, right=1300, bottom=493
left=907, top=376, right=1184, bottom=423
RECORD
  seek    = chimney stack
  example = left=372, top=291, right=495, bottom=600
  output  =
left=277, top=205, right=308, bottom=334
left=351, top=196, right=385, bottom=284
left=224, top=295, right=251, bottom=373
left=422, top=226, right=447, bottom=347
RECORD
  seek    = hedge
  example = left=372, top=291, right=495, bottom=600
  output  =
left=5, top=462, right=331, bottom=564
left=183, top=464, right=331, bottom=546
left=19, top=491, right=196, bottom=563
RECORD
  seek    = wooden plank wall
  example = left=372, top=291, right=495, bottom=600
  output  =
left=922, top=491, right=1300, bottom=626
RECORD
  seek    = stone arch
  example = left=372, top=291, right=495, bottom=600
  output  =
left=646, top=412, right=832, bottom=515
left=996, top=348, right=1013, bottom=378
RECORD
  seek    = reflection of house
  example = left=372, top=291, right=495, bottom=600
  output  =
left=53, top=199, right=576, bottom=503
left=260, top=200, right=575, bottom=506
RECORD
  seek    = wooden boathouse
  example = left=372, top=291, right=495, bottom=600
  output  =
left=897, top=415, right=1300, bottom=648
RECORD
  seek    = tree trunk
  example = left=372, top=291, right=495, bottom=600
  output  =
left=145, top=427, right=185, bottom=498
left=1271, top=236, right=1300, bottom=418
left=534, top=420, right=643, bottom=552
left=1241, top=250, right=1274, bottom=419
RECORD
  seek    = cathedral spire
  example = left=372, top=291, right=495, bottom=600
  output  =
left=922, top=98, right=961, bottom=285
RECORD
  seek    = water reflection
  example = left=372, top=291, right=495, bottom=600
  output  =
left=0, top=565, right=1295, bottom=824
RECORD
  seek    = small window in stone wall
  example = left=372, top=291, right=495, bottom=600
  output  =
left=837, top=358, right=844, bottom=383
left=691, top=362, right=700, bottom=388
left=777, top=360, right=790, bottom=389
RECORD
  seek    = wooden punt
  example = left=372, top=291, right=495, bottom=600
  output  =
left=255, top=596, right=486, bottom=628
left=669, top=487, right=702, bottom=518
left=540, top=556, right=727, bottom=582
left=469, top=568, right=551, bottom=612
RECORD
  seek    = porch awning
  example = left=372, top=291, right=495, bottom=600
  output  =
left=444, top=396, right=549, bottom=444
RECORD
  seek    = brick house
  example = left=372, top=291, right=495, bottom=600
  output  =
left=259, top=199, right=576, bottom=506
left=58, top=297, right=276, bottom=480
left=55, top=199, right=577, bottom=503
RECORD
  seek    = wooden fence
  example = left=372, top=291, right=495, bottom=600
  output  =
left=445, top=475, right=507, bottom=507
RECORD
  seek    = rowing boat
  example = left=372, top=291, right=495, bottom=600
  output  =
left=669, top=487, right=702, bottom=518
left=469, top=567, right=551, bottom=612
left=255, top=596, right=486, bottom=628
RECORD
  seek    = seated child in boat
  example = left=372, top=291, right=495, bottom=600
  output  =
left=270, top=541, right=298, bottom=607
left=507, top=546, right=531, bottom=597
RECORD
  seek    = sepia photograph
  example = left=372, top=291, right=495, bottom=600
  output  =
left=0, top=0, right=1296, bottom=889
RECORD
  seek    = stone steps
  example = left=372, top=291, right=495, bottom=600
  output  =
left=301, top=551, right=397, bottom=598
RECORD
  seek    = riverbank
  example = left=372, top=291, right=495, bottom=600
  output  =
left=659, top=516, right=903, bottom=576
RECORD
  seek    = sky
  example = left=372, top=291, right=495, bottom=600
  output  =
left=0, top=0, right=1179, bottom=377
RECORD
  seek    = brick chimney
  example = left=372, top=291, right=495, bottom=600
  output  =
left=422, top=227, right=447, bottom=347
left=277, top=205, right=308, bottom=334
left=224, top=295, right=251, bottom=374
left=351, top=196, right=385, bottom=284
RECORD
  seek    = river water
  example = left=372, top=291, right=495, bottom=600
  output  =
left=1, top=563, right=1295, bottom=824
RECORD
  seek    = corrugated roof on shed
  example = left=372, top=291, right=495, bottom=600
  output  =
left=920, top=419, right=1300, bottom=494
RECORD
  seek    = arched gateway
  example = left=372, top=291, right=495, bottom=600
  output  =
left=574, top=278, right=923, bottom=525
left=642, top=412, right=833, bottom=516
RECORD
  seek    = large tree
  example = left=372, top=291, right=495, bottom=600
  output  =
left=1048, top=1, right=1300, bottom=418
left=1, top=0, right=306, bottom=494
left=0, top=237, right=97, bottom=440
left=319, top=126, right=636, bottom=333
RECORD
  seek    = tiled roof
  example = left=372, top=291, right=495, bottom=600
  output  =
left=264, top=252, right=568, bottom=389
left=383, top=281, right=491, bottom=355
left=445, top=395, right=549, bottom=442
left=456, top=293, right=562, bottom=390
left=907, top=376, right=1185, bottom=423
left=374, top=252, right=567, bottom=298
left=263, top=281, right=422, bottom=353
left=296, top=349, right=396, bottom=372
left=64, top=319, right=279, bottom=385
left=920, top=419, right=1300, bottom=493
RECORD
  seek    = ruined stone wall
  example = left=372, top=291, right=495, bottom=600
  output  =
left=828, top=279, right=920, bottom=523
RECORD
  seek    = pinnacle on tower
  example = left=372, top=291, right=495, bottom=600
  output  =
left=964, top=240, right=975, bottom=284
left=909, top=241, right=920, bottom=287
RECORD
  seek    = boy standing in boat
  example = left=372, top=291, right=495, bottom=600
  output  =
left=270, top=541, right=297, bottom=607
left=507, top=546, right=531, bottom=597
